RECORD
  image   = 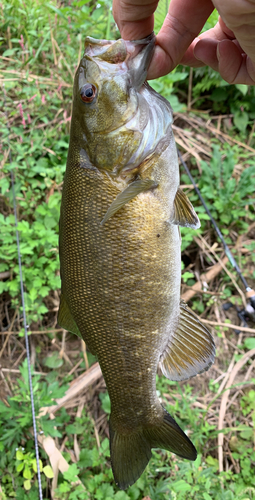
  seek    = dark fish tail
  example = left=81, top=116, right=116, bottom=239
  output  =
left=109, top=407, right=197, bottom=490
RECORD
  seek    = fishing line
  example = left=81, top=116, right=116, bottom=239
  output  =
left=3, top=86, right=44, bottom=500
left=177, top=149, right=255, bottom=311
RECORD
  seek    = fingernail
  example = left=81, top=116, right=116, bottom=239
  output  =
left=193, top=39, right=204, bottom=62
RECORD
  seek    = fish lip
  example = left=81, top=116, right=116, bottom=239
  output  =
left=129, top=32, right=155, bottom=45
left=125, top=33, right=156, bottom=90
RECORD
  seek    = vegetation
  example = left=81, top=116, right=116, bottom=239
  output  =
left=0, top=0, right=255, bottom=499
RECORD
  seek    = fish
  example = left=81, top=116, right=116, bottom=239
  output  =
left=58, top=32, right=215, bottom=490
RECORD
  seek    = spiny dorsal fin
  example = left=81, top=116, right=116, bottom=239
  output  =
left=159, top=301, right=215, bottom=381
left=101, top=179, right=158, bottom=225
left=172, top=188, right=200, bottom=229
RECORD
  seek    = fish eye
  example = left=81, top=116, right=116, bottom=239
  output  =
left=80, top=83, right=97, bottom=103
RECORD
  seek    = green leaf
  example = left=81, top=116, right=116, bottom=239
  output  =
left=66, top=422, right=84, bottom=435
left=244, top=338, right=255, bottom=350
left=99, top=392, right=111, bottom=414
left=16, top=450, right=24, bottom=460
left=78, top=448, right=94, bottom=468
left=173, top=480, right=192, bottom=492
left=206, top=456, right=219, bottom=469
left=63, top=463, right=80, bottom=482
left=43, top=465, right=54, bottom=478
left=43, top=352, right=64, bottom=368
left=240, top=428, right=253, bottom=440
left=234, top=110, right=249, bottom=133
left=182, top=271, right=194, bottom=282
left=32, top=459, right=42, bottom=472
left=114, top=491, right=130, bottom=500
left=44, top=215, right=57, bottom=229
left=235, top=84, right=248, bottom=95
left=203, top=494, right=213, bottom=500
left=16, top=463, right=24, bottom=472
left=23, top=479, right=31, bottom=490
left=0, top=177, right=10, bottom=195
left=3, top=48, right=19, bottom=56
left=211, top=88, right=227, bottom=102
left=23, top=467, right=32, bottom=480
left=46, top=3, right=68, bottom=19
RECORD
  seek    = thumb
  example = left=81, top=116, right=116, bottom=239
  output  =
left=147, top=0, right=214, bottom=79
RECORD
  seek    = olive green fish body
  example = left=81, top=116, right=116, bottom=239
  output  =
left=60, top=140, right=180, bottom=419
left=59, top=34, right=215, bottom=489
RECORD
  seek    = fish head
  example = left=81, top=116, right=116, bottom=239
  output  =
left=71, top=34, right=157, bottom=174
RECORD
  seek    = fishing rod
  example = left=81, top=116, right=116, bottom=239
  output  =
left=177, top=149, right=255, bottom=313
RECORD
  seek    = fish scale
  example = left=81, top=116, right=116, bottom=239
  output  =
left=58, top=33, right=215, bottom=489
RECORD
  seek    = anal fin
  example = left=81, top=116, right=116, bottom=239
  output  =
left=159, top=301, right=215, bottom=381
left=101, top=179, right=158, bottom=225
left=58, top=294, right=82, bottom=339
left=172, top=188, right=200, bottom=229
left=58, top=294, right=96, bottom=355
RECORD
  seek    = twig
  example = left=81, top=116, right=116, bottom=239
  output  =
left=0, top=365, right=12, bottom=395
left=175, top=112, right=255, bottom=154
left=216, top=334, right=243, bottom=398
left=0, top=329, right=63, bottom=335
left=0, top=68, right=71, bottom=87
left=187, top=68, right=193, bottom=111
left=200, top=319, right=255, bottom=334
left=74, top=400, right=85, bottom=461
left=218, top=348, right=255, bottom=472
left=0, top=271, right=10, bottom=280
left=67, top=358, right=83, bottom=377
left=1, top=368, right=46, bottom=375
left=81, top=340, right=89, bottom=371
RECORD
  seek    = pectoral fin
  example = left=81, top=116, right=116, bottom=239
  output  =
left=58, top=294, right=82, bottom=339
left=172, top=188, right=200, bottom=229
left=159, top=301, right=215, bottom=381
left=101, top=179, right=158, bottom=225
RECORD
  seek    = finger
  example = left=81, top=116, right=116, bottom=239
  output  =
left=193, top=38, right=219, bottom=70
left=191, top=37, right=255, bottom=84
left=112, top=0, right=158, bottom=40
left=217, top=40, right=255, bottom=84
left=147, top=0, right=214, bottom=79
left=181, top=19, right=231, bottom=67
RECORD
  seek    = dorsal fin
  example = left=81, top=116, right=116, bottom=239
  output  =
left=101, top=179, right=158, bottom=225
left=159, top=301, right=215, bottom=381
left=172, top=188, right=200, bottom=229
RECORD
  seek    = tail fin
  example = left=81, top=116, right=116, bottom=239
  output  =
left=109, top=407, right=196, bottom=490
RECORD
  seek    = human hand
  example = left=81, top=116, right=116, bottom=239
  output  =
left=112, top=0, right=255, bottom=84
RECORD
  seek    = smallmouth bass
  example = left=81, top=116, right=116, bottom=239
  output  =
left=58, top=33, right=215, bottom=489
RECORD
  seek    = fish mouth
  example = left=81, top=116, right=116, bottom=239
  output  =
left=84, top=33, right=156, bottom=90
